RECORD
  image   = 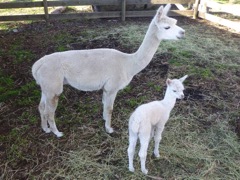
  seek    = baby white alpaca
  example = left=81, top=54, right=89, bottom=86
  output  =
left=32, top=4, right=185, bottom=137
left=128, top=75, right=188, bottom=174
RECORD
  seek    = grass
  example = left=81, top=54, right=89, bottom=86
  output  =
left=0, top=16, right=240, bottom=179
left=160, top=113, right=240, bottom=178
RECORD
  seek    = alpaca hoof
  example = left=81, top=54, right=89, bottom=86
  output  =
left=142, top=169, right=148, bottom=175
left=155, top=153, right=160, bottom=158
left=129, top=167, right=135, bottom=172
left=106, top=127, right=114, bottom=134
left=154, top=150, right=160, bottom=158
left=55, top=131, right=64, bottom=138
left=43, top=127, right=51, bottom=133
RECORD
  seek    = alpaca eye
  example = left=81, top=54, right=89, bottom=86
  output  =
left=164, top=26, right=170, bottom=30
left=173, top=90, right=177, bottom=93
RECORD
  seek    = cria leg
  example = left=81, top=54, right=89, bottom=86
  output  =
left=39, top=93, right=50, bottom=133
left=45, top=95, right=63, bottom=137
left=102, top=90, right=117, bottom=133
left=128, top=129, right=138, bottom=172
left=153, top=126, right=164, bottom=157
left=138, top=132, right=151, bottom=174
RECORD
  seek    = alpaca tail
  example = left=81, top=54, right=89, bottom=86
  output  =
left=32, top=57, right=45, bottom=84
left=129, top=112, right=141, bottom=134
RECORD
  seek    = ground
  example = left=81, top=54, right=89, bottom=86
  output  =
left=0, top=16, right=240, bottom=179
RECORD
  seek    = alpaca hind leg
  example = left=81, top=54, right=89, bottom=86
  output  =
left=45, top=95, right=63, bottom=137
left=39, top=93, right=50, bottom=133
left=138, top=132, right=151, bottom=174
left=102, top=90, right=117, bottom=133
left=128, top=130, right=138, bottom=172
left=153, top=126, right=163, bottom=158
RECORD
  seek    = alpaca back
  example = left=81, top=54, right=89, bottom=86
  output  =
left=129, top=101, right=170, bottom=134
left=32, top=49, right=135, bottom=91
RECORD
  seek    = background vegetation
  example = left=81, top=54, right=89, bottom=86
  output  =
left=0, top=14, right=240, bottom=179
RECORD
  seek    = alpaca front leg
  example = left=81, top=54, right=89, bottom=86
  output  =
left=102, top=91, right=117, bottom=133
left=128, top=130, right=138, bottom=172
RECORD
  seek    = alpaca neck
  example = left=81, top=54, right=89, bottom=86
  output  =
left=129, top=20, right=161, bottom=76
left=162, top=88, right=177, bottom=111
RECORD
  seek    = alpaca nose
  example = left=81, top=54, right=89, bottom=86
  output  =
left=177, top=30, right=185, bottom=39
left=180, top=30, right=185, bottom=36
left=181, top=94, right=184, bottom=99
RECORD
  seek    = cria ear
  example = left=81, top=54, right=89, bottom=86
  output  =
left=166, top=78, right=172, bottom=86
left=163, top=4, right=171, bottom=16
left=179, top=75, right=188, bottom=83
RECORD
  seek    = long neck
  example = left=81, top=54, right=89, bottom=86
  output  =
left=161, top=88, right=177, bottom=111
left=129, top=20, right=162, bottom=75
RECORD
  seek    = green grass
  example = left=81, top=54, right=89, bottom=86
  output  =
left=3, top=126, right=31, bottom=161
left=0, top=17, right=239, bottom=179
left=0, top=75, right=18, bottom=102
left=188, top=67, right=213, bottom=79
left=159, top=113, right=240, bottom=179
left=0, top=74, right=39, bottom=104
left=1, top=39, right=36, bottom=64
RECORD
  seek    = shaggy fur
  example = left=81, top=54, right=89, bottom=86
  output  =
left=32, top=4, right=185, bottom=137
left=128, top=75, right=188, bottom=174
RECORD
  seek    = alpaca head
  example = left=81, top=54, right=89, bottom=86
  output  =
left=166, top=75, right=188, bottom=99
left=154, top=4, right=185, bottom=40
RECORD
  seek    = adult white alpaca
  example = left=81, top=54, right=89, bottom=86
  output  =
left=128, top=75, right=188, bottom=174
left=32, top=4, right=185, bottom=137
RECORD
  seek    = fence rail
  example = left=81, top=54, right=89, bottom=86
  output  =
left=0, top=0, right=195, bottom=8
left=198, top=0, right=240, bottom=32
left=0, top=0, right=196, bottom=22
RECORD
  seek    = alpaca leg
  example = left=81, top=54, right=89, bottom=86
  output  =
left=128, top=130, right=138, bottom=172
left=102, top=90, right=117, bottom=133
left=39, top=93, right=50, bottom=133
left=138, top=132, right=151, bottom=174
left=153, top=126, right=164, bottom=157
left=45, top=95, right=63, bottom=137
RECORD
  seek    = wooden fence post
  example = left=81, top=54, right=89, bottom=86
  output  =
left=121, top=0, right=126, bottom=21
left=43, top=0, right=49, bottom=22
left=193, top=0, right=200, bottom=19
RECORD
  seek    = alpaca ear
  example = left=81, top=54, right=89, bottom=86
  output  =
left=163, top=4, right=171, bottom=16
left=179, top=75, right=188, bottom=82
left=155, top=6, right=164, bottom=23
left=166, top=78, right=172, bottom=86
